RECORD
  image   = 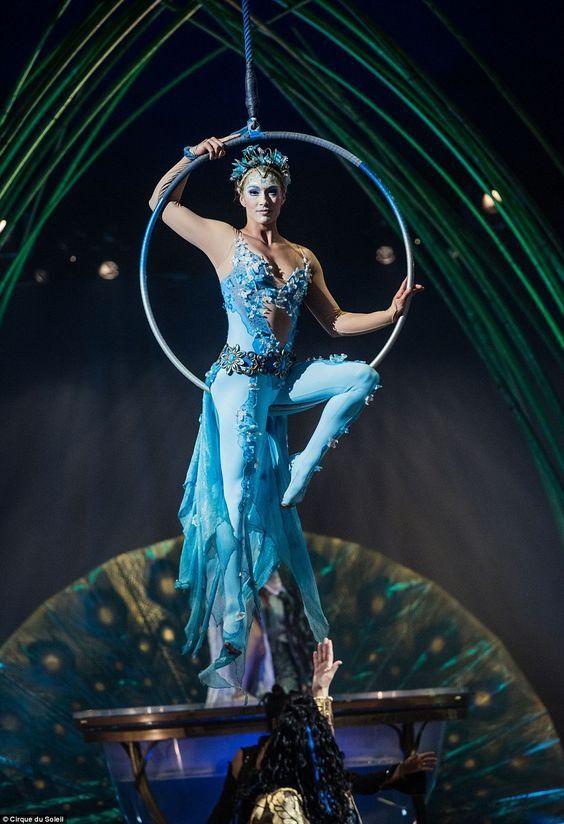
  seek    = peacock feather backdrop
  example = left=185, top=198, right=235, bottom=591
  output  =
left=0, top=534, right=563, bottom=821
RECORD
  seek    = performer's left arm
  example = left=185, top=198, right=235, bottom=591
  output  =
left=349, top=751, right=438, bottom=795
left=304, top=251, right=424, bottom=337
left=310, top=640, right=437, bottom=792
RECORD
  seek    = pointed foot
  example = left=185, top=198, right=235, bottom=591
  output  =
left=281, top=453, right=322, bottom=508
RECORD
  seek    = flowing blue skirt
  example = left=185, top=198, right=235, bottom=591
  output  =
left=175, top=370, right=329, bottom=689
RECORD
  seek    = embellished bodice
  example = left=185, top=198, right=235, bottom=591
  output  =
left=220, top=233, right=312, bottom=358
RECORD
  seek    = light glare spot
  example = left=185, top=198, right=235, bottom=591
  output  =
left=376, top=245, right=395, bottom=265
left=98, top=260, right=119, bottom=280
left=474, top=689, right=492, bottom=707
left=482, top=190, right=502, bottom=214
left=33, top=268, right=49, bottom=284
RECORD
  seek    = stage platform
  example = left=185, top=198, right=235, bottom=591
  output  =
left=75, top=687, right=469, bottom=823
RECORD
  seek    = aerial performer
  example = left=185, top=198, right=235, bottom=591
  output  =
left=148, top=136, right=423, bottom=687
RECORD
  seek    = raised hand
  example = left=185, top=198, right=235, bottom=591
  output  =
left=188, top=133, right=240, bottom=160
left=311, top=638, right=343, bottom=698
left=390, top=278, right=425, bottom=321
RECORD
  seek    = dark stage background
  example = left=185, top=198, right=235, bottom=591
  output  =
left=1, top=0, right=563, bottom=745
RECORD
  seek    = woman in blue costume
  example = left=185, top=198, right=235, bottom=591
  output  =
left=149, top=135, right=423, bottom=688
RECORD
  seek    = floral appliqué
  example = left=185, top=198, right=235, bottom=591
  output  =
left=221, top=235, right=312, bottom=360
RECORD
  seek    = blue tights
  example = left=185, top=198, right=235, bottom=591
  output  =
left=210, top=358, right=379, bottom=638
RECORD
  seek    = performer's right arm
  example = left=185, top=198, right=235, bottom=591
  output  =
left=148, top=135, right=237, bottom=269
left=148, top=154, right=193, bottom=211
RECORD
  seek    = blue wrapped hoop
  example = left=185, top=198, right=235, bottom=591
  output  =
left=140, top=131, right=414, bottom=393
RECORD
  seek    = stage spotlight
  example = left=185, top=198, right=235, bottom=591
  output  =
left=69, top=255, right=77, bottom=263
left=414, top=237, right=421, bottom=245
left=161, top=626, right=176, bottom=644
left=474, top=688, right=492, bottom=707
left=33, top=268, right=49, bottom=284
left=511, top=756, right=527, bottom=769
left=41, top=653, right=63, bottom=674
left=96, top=605, right=117, bottom=626
left=429, top=636, right=446, bottom=654
left=482, top=189, right=503, bottom=214
left=376, top=245, right=395, bottom=264
left=0, top=219, right=7, bottom=234
left=98, top=260, right=119, bottom=280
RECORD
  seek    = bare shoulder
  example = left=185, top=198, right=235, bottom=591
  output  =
left=162, top=206, right=235, bottom=267
left=204, top=219, right=237, bottom=272
left=200, top=217, right=237, bottom=244
left=163, top=208, right=234, bottom=241
left=289, top=242, right=322, bottom=271
left=301, top=245, right=323, bottom=276
left=207, top=218, right=236, bottom=234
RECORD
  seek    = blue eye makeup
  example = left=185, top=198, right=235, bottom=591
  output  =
left=244, top=182, right=280, bottom=197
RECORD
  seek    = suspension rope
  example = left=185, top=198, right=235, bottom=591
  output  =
left=242, top=0, right=260, bottom=128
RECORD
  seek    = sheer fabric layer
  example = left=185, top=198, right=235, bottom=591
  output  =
left=176, top=363, right=329, bottom=688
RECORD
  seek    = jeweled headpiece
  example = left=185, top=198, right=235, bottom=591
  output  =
left=230, top=145, right=291, bottom=189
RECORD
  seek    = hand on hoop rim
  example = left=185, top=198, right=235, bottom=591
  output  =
left=390, top=278, right=425, bottom=321
left=188, top=133, right=241, bottom=160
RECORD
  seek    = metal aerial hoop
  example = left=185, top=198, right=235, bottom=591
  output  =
left=140, top=0, right=414, bottom=393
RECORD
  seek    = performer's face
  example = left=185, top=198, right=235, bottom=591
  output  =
left=239, top=170, right=286, bottom=224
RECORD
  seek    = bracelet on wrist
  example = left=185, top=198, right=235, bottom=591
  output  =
left=313, top=695, right=334, bottom=727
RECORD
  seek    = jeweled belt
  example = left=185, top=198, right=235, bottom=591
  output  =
left=217, top=343, right=296, bottom=378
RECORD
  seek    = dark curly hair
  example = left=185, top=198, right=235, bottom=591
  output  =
left=262, top=684, right=291, bottom=732
left=253, top=692, right=353, bottom=822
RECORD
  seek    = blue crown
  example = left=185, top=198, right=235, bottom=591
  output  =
left=230, top=145, right=291, bottom=188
